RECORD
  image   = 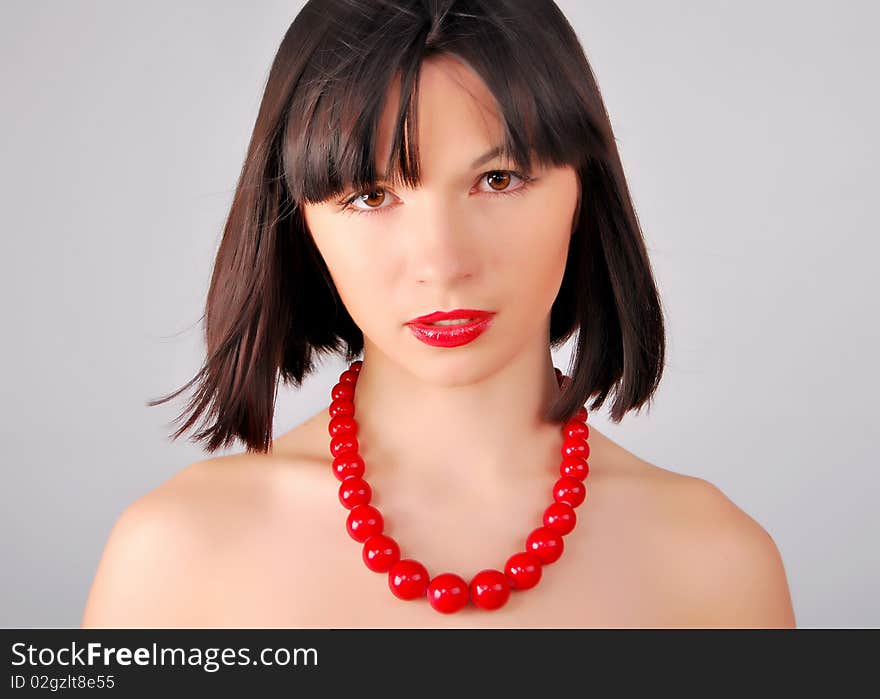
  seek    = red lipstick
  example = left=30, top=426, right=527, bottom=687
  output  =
left=405, top=309, right=496, bottom=348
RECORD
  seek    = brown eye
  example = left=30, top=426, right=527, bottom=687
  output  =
left=340, top=186, right=399, bottom=215
left=485, top=171, right=512, bottom=191
left=360, top=190, right=386, bottom=208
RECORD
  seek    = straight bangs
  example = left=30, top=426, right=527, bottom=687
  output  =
left=281, top=2, right=613, bottom=206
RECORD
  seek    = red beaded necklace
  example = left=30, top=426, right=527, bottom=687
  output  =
left=328, top=360, right=590, bottom=614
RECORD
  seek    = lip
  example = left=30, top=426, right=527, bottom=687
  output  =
left=405, top=310, right=496, bottom=348
left=407, top=309, right=493, bottom=324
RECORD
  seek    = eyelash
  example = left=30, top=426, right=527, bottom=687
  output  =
left=337, top=170, right=536, bottom=217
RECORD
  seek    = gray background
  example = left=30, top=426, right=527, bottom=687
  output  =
left=1, top=0, right=877, bottom=627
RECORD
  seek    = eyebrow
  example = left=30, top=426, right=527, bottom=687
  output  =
left=375, top=144, right=508, bottom=181
left=470, top=144, right=506, bottom=169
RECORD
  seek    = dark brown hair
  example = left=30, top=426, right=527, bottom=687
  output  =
left=148, top=0, right=666, bottom=454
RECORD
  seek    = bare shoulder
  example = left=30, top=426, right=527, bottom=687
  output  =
left=669, top=475, right=796, bottom=627
left=80, top=452, right=299, bottom=628
left=623, top=458, right=795, bottom=627
left=81, top=410, right=329, bottom=627
left=588, top=430, right=795, bottom=627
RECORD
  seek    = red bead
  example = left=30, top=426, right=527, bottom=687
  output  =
left=328, top=415, right=357, bottom=438
left=332, top=382, right=355, bottom=401
left=339, top=369, right=358, bottom=385
left=329, top=398, right=354, bottom=418
left=560, top=455, right=589, bottom=481
left=330, top=433, right=359, bottom=458
left=332, top=453, right=365, bottom=481
left=388, top=559, right=430, bottom=600
left=427, top=573, right=469, bottom=614
left=346, top=504, right=384, bottom=543
left=526, top=526, right=564, bottom=564
left=469, top=569, right=510, bottom=610
left=553, top=476, right=586, bottom=508
left=562, top=420, right=589, bottom=441
left=327, top=357, right=593, bottom=612
left=339, top=477, right=371, bottom=509
left=561, top=436, right=589, bottom=460
left=543, top=501, right=576, bottom=535
left=362, top=534, right=400, bottom=572
left=505, top=552, right=543, bottom=590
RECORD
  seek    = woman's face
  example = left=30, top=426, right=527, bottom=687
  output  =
left=300, top=54, right=580, bottom=383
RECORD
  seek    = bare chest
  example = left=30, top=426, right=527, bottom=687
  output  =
left=191, top=474, right=695, bottom=628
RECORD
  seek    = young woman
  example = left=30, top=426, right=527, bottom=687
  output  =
left=82, top=0, right=795, bottom=627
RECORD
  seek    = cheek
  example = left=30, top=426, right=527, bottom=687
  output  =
left=320, top=237, right=400, bottom=325
left=493, top=203, right=571, bottom=290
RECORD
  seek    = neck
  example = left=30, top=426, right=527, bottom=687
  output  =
left=350, top=339, right=566, bottom=484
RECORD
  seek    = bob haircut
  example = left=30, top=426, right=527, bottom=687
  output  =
left=149, top=0, right=666, bottom=454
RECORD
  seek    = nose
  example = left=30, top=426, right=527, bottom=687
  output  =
left=406, top=194, right=479, bottom=287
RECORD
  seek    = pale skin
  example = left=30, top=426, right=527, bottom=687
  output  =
left=81, top=55, right=796, bottom=628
